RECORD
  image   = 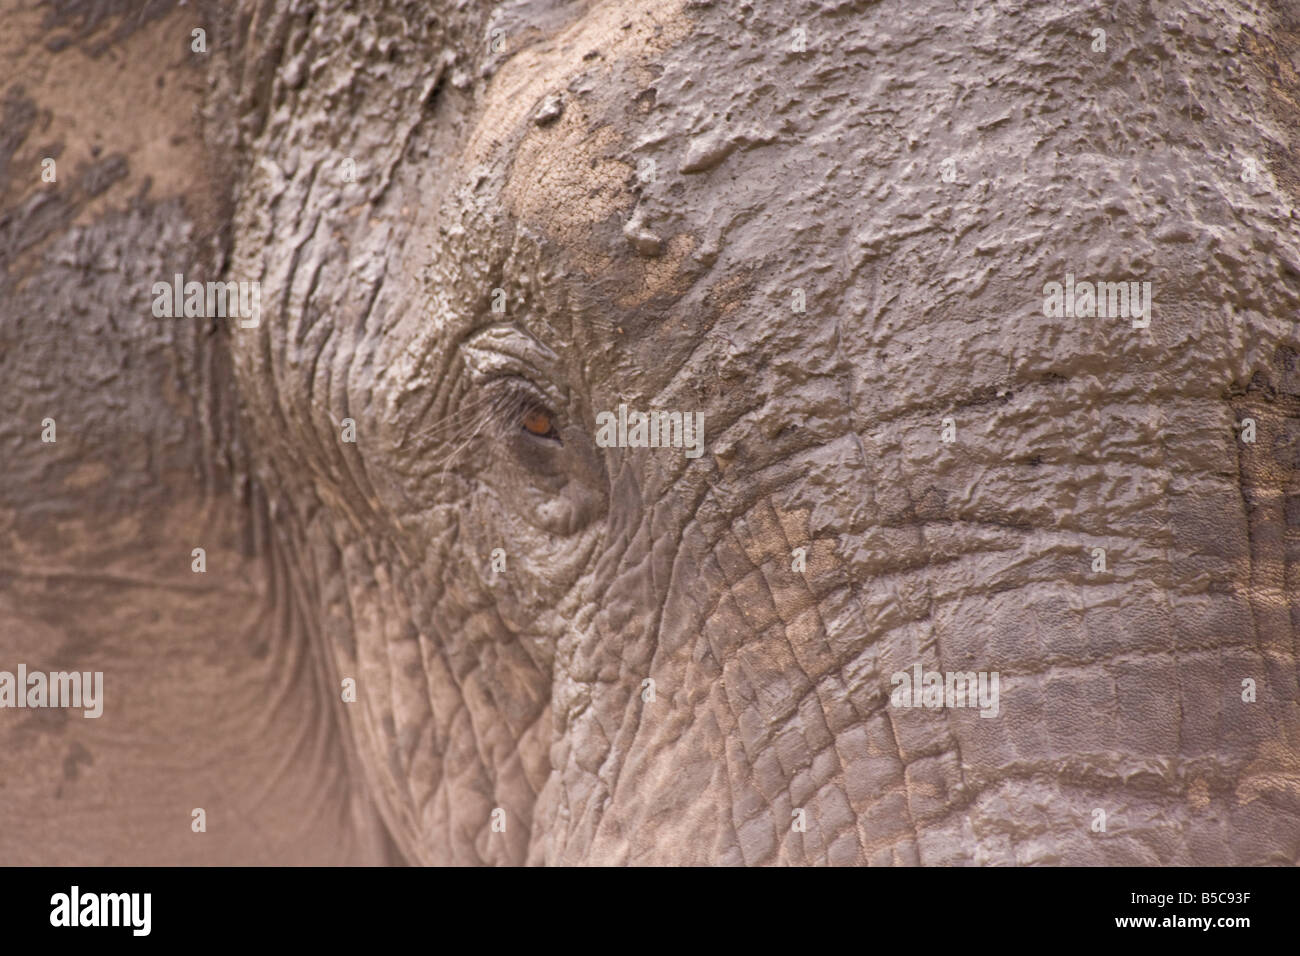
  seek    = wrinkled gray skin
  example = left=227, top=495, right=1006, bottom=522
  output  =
left=3, top=0, right=1300, bottom=864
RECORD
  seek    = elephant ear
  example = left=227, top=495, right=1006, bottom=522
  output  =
left=0, top=2, right=392, bottom=863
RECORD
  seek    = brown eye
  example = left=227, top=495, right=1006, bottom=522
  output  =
left=521, top=407, right=557, bottom=439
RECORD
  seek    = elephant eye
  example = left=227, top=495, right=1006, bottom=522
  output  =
left=473, top=369, right=566, bottom=450
left=521, top=406, right=559, bottom=441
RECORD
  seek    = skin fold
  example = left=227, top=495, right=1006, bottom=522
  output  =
left=2, top=0, right=1300, bottom=864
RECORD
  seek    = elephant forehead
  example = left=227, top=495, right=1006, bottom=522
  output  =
left=465, top=0, right=692, bottom=253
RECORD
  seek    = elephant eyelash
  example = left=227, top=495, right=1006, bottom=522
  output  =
left=409, top=377, right=564, bottom=482
left=491, top=378, right=563, bottom=445
left=408, top=389, right=517, bottom=447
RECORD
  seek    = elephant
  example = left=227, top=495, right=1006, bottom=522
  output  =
left=2, top=0, right=1299, bottom=865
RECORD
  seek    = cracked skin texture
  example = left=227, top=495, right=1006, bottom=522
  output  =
left=5, top=0, right=1300, bottom=864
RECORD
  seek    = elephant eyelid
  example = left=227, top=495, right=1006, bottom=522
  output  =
left=460, top=325, right=561, bottom=386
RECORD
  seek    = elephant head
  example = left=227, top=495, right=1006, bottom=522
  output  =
left=3, top=0, right=1300, bottom=864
